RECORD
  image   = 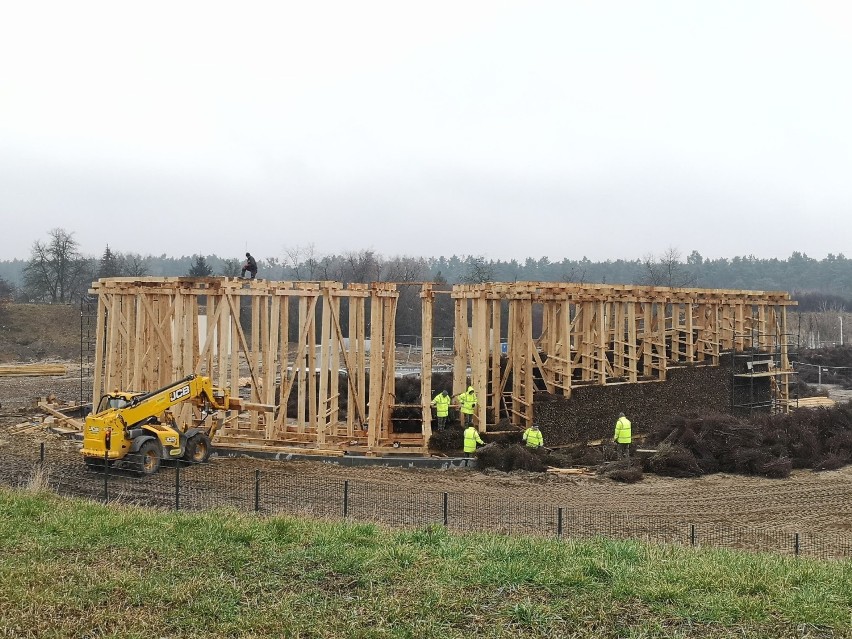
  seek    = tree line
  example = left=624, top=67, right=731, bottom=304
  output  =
left=1, top=229, right=851, bottom=313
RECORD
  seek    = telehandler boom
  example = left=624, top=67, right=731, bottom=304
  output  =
left=81, top=374, right=242, bottom=475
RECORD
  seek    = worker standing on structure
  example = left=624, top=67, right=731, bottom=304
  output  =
left=241, top=252, right=258, bottom=279
left=457, top=385, right=478, bottom=426
left=430, top=390, right=451, bottom=430
left=523, top=423, right=544, bottom=450
left=613, top=412, right=632, bottom=460
left=463, top=423, right=484, bottom=457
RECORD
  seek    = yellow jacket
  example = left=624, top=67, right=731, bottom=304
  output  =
left=463, top=426, right=484, bottom=453
left=430, top=392, right=451, bottom=417
left=523, top=427, right=544, bottom=448
left=614, top=416, right=632, bottom=444
left=457, top=387, right=477, bottom=415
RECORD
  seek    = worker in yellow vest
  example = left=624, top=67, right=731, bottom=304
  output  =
left=457, top=386, right=478, bottom=426
left=522, top=423, right=544, bottom=449
left=430, top=390, right=451, bottom=430
left=463, top=424, right=484, bottom=457
left=613, top=412, right=632, bottom=460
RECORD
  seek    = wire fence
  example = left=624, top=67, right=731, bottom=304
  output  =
left=4, top=442, right=852, bottom=561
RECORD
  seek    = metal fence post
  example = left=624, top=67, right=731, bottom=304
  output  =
left=343, top=480, right=349, bottom=518
left=255, top=470, right=261, bottom=513
left=443, top=492, right=449, bottom=527
left=690, top=524, right=696, bottom=547
left=557, top=507, right=563, bottom=539
left=39, top=442, right=45, bottom=465
left=175, top=462, right=180, bottom=511
left=103, top=450, right=109, bottom=503
left=794, top=532, right=800, bottom=556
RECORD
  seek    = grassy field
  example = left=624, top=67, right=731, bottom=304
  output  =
left=1, top=488, right=851, bottom=638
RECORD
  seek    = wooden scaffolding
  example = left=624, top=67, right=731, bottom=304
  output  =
left=89, top=278, right=795, bottom=456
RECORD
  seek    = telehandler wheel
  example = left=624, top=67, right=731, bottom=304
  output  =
left=184, top=433, right=212, bottom=464
left=134, top=440, right=162, bottom=475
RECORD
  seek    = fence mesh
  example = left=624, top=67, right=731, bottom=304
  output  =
left=3, top=443, right=851, bottom=560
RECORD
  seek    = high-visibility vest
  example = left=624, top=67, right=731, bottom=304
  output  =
left=523, top=428, right=544, bottom=448
left=458, top=388, right=477, bottom=415
left=431, top=393, right=451, bottom=417
left=614, top=416, right=632, bottom=443
left=463, top=426, right=484, bottom=453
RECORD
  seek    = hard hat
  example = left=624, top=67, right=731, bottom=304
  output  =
left=619, top=412, right=625, bottom=417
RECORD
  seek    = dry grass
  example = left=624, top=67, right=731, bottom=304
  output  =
left=0, top=303, right=80, bottom=362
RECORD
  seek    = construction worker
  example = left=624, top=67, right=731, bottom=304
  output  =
left=463, top=423, right=484, bottom=458
left=613, top=412, right=632, bottom=460
left=241, top=252, right=258, bottom=279
left=523, top=423, right=544, bottom=450
left=457, top=385, right=477, bottom=426
left=430, top=390, right=451, bottom=430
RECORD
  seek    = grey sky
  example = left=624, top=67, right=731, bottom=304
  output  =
left=2, top=0, right=851, bottom=263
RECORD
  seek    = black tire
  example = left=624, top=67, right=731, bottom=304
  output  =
left=184, top=432, right=211, bottom=464
left=134, top=440, right=162, bottom=475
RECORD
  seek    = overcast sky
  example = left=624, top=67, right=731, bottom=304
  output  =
left=2, top=0, right=851, bottom=264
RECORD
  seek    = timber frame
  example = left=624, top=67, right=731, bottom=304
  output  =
left=89, top=278, right=796, bottom=456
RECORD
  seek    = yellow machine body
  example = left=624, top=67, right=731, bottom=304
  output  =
left=81, top=374, right=239, bottom=472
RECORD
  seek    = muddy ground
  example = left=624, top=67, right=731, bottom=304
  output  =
left=3, top=361, right=852, bottom=556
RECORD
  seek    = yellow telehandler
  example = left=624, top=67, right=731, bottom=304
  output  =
left=81, top=374, right=242, bottom=475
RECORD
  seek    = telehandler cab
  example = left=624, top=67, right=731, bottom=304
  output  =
left=81, top=374, right=242, bottom=475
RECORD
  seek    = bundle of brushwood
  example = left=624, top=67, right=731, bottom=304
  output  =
left=0, top=364, right=66, bottom=377
left=598, top=459, right=644, bottom=483
left=475, top=444, right=547, bottom=473
left=643, top=405, right=852, bottom=478
left=427, top=425, right=464, bottom=453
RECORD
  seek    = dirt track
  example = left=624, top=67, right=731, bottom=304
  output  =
left=2, top=362, right=852, bottom=542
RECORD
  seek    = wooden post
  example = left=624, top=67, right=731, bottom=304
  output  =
left=421, top=284, right=434, bottom=442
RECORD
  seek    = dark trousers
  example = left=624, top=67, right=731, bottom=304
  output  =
left=436, top=416, right=447, bottom=430
left=241, top=269, right=257, bottom=279
left=463, top=413, right=473, bottom=426
left=617, top=442, right=631, bottom=460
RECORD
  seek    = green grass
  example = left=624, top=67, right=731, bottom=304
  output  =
left=1, top=488, right=851, bottom=638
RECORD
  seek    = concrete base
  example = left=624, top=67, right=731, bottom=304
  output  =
left=213, top=446, right=476, bottom=469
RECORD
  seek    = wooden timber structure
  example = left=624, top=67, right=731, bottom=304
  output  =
left=88, top=278, right=796, bottom=456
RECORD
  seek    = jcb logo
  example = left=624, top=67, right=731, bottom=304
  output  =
left=170, top=385, right=191, bottom=402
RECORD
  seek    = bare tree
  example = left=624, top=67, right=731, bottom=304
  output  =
left=283, top=244, right=320, bottom=280
left=383, top=256, right=427, bottom=283
left=639, top=247, right=697, bottom=288
left=463, top=255, right=494, bottom=284
left=122, top=253, right=149, bottom=277
left=23, top=228, right=91, bottom=303
left=343, top=250, right=383, bottom=283
left=0, top=277, right=15, bottom=300
left=220, top=258, right=242, bottom=277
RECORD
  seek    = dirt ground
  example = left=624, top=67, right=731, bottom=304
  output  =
left=3, top=361, right=852, bottom=543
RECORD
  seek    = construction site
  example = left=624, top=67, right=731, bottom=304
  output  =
left=5, top=280, right=852, bottom=544
left=76, top=276, right=798, bottom=457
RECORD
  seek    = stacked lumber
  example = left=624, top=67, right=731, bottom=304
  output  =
left=795, top=397, right=836, bottom=409
left=0, top=363, right=67, bottom=377
left=545, top=466, right=593, bottom=476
